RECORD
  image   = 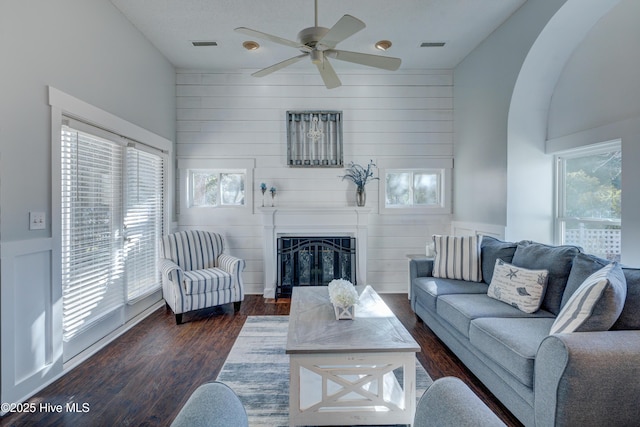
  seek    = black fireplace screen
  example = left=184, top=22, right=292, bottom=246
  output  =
left=276, top=236, right=356, bottom=299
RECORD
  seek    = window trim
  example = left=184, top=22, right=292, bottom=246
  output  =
left=49, top=86, right=172, bottom=362
left=378, top=158, right=452, bottom=215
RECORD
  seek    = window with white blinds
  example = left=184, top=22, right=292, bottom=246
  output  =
left=61, top=124, right=125, bottom=341
left=61, top=119, right=164, bottom=342
left=125, top=146, right=164, bottom=301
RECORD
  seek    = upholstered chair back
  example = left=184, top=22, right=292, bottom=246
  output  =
left=161, top=230, right=225, bottom=271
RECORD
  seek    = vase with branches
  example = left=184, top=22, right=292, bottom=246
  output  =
left=340, top=160, right=379, bottom=207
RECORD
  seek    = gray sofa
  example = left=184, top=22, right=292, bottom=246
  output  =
left=410, top=236, right=640, bottom=427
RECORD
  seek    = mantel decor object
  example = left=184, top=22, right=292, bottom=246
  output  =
left=340, top=160, right=379, bottom=207
left=270, top=186, right=277, bottom=207
left=260, top=182, right=267, bottom=207
left=287, top=111, right=343, bottom=168
left=328, top=279, right=358, bottom=320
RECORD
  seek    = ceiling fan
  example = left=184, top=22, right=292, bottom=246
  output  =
left=235, top=0, right=401, bottom=89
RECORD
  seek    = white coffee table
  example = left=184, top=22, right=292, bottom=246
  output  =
left=286, top=285, right=420, bottom=426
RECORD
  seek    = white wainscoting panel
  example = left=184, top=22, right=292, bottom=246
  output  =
left=451, top=221, right=506, bottom=239
left=1, top=238, right=63, bottom=406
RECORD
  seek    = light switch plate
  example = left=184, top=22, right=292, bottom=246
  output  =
left=29, top=211, right=46, bottom=230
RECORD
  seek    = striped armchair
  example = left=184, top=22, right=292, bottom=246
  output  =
left=159, top=230, right=245, bottom=324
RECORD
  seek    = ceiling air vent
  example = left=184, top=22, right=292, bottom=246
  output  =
left=420, top=42, right=446, bottom=47
left=192, top=41, right=218, bottom=47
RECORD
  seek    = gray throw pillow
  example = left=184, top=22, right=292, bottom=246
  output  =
left=511, top=242, right=581, bottom=315
left=480, top=236, right=518, bottom=285
left=550, top=262, right=626, bottom=334
left=562, top=252, right=609, bottom=309
left=563, top=252, right=640, bottom=330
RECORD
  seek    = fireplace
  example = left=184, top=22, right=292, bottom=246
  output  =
left=276, top=236, right=356, bottom=299
left=260, top=206, right=370, bottom=298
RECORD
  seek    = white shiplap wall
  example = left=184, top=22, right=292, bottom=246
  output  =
left=176, top=69, right=453, bottom=294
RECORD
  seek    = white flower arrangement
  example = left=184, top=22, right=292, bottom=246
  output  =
left=328, top=279, right=358, bottom=308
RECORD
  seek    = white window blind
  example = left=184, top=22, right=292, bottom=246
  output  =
left=61, top=124, right=125, bottom=341
left=61, top=119, right=165, bottom=343
left=125, top=146, right=164, bottom=301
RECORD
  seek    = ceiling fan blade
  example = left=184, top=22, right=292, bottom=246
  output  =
left=316, top=14, right=365, bottom=51
left=235, top=27, right=311, bottom=52
left=326, top=49, right=401, bottom=71
left=252, top=53, right=309, bottom=77
left=315, top=57, right=341, bottom=89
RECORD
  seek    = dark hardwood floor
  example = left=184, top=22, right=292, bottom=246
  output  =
left=1, top=294, right=522, bottom=427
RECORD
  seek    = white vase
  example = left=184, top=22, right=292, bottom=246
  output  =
left=333, top=304, right=355, bottom=320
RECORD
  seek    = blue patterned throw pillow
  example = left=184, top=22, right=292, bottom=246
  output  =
left=487, top=259, right=549, bottom=313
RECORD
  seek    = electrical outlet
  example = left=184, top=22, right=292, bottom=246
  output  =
left=29, top=211, right=46, bottom=230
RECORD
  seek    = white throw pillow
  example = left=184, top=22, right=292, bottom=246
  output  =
left=550, top=262, right=626, bottom=334
left=487, top=259, right=549, bottom=313
left=432, top=235, right=482, bottom=282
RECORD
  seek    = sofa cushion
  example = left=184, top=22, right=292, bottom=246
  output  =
left=480, top=236, right=518, bottom=285
left=433, top=235, right=483, bottom=282
left=487, top=259, right=549, bottom=314
left=511, top=242, right=581, bottom=315
left=470, top=317, right=555, bottom=388
left=437, top=294, right=555, bottom=338
left=413, top=277, right=489, bottom=312
left=182, top=268, right=233, bottom=295
left=563, top=252, right=640, bottom=330
left=550, top=262, right=626, bottom=334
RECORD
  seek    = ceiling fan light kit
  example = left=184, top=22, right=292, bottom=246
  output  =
left=234, top=0, right=401, bottom=89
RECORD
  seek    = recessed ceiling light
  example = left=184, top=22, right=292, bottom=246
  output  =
left=242, top=41, right=260, bottom=51
left=375, top=40, right=392, bottom=51
left=192, top=41, right=218, bottom=47
left=420, top=42, right=446, bottom=48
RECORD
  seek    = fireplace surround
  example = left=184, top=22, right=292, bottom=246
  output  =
left=260, top=207, right=370, bottom=298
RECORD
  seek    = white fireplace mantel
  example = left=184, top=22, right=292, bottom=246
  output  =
left=260, top=206, right=370, bottom=298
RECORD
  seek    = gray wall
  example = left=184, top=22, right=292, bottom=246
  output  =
left=453, top=0, right=636, bottom=255
left=453, top=0, right=568, bottom=230
left=545, top=0, right=640, bottom=264
left=547, top=0, right=640, bottom=139
left=0, top=0, right=176, bottom=242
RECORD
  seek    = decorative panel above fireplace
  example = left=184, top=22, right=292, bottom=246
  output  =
left=286, top=111, right=343, bottom=167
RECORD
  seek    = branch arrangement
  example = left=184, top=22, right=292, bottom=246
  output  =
left=340, top=160, right=379, bottom=189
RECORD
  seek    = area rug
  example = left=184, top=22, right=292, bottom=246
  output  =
left=216, top=316, right=433, bottom=427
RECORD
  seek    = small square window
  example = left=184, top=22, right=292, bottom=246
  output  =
left=189, top=170, right=245, bottom=207
left=385, top=170, right=443, bottom=208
